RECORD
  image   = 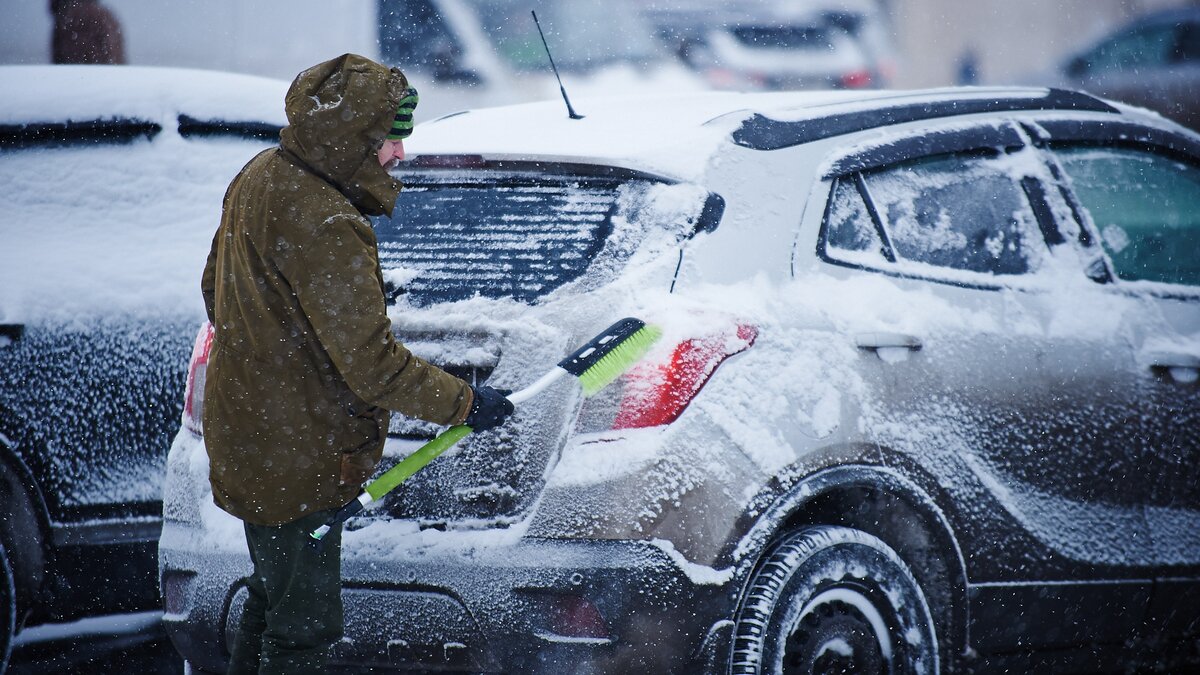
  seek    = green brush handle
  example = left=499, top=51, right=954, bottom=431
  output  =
left=308, top=424, right=473, bottom=545
left=364, top=424, right=472, bottom=501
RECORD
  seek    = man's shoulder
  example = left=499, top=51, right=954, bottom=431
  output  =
left=247, top=151, right=373, bottom=235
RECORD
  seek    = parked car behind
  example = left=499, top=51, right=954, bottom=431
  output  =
left=1039, top=7, right=1200, bottom=131
left=0, top=65, right=285, bottom=670
left=161, top=86, right=1200, bottom=673
left=646, top=0, right=896, bottom=91
left=378, top=0, right=706, bottom=122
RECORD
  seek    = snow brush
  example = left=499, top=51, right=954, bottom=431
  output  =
left=308, top=317, right=661, bottom=546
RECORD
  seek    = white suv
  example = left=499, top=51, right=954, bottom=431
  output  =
left=161, top=87, right=1200, bottom=673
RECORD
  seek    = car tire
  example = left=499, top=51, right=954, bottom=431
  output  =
left=0, top=541, right=14, bottom=674
left=731, top=525, right=938, bottom=674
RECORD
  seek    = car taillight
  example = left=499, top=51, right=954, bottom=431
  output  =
left=612, top=324, right=757, bottom=430
left=183, top=322, right=213, bottom=437
left=840, top=69, right=873, bottom=88
left=548, top=593, right=609, bottom=640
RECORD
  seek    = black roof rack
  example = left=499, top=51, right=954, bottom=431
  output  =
left=0, top=118, right=161, bottom=148
left=177, top=115, right=281, bottom=141
left=732, top=88, right=1118, bottom=151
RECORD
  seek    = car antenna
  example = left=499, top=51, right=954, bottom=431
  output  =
left=531, top=10, right=584, bottom=120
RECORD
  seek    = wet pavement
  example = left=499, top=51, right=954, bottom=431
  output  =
left=9, top=612, right=183, bottom=674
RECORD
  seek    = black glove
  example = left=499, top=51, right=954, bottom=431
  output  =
left=463, top=385, right=514, bottom=432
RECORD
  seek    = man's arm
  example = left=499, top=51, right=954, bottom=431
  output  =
left=201, top=228, right=218, bottom=325
left=282, top=213, right=472, bottom=425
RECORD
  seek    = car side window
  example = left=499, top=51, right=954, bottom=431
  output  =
left=1053, top=145, right=1200, bottom=287
left=859, top=153, right=1046, bottom=276
left=1086, top=23, right=1180, bottom=71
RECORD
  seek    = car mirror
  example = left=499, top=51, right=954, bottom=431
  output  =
left=687, top=192, right=725, bottom=239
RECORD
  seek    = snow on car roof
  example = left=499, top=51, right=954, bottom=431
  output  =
left=406, top=86, right=1065, bottom=180
left=0, top=65, right=287, bottom=128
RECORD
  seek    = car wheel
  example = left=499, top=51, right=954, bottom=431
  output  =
left=731, top=526, right=938, bottom=674
left=0, top=541, right=14, bottom=674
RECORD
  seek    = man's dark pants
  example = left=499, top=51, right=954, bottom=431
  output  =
left=227, top=509, right=343, bottom=675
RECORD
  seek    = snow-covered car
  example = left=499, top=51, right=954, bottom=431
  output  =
left=160, top=86, right=1200, bottom=673
left=0, top=65, right=286, bottom=667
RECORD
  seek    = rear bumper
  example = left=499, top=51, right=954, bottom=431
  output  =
left=159, top=519, right=733, bottom=673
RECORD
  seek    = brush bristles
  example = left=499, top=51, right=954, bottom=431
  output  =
left=577, top=325, right=662, bottom=396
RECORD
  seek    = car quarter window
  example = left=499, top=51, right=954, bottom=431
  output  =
left=1052, top=145, right=1200, bottom=287
left=823, top=176, right=889, bottom=262
left=845, top=152, right=1048, bottom=277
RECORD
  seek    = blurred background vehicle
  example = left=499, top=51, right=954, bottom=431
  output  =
left=1031, top=7, right=1200, bottom=131
left=378, top=0, right=706, bottom=120
left=645, top=0, right=896, bottom=90
left=0, top=64, right=285, bottom=673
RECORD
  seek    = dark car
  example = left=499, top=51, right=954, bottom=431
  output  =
left=1053, top=7, right=1200, bottom=131
left=162, top=86, right=1200, bottom=673
left=0, top=65, right=285, bottom=670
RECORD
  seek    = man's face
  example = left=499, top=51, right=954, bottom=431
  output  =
left=377, top=138, right=405, bottom=170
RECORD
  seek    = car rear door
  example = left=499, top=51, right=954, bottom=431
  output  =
left=1037, top=121, right=1200, bottom=642
left=817, top=120, right=1155, bottom=651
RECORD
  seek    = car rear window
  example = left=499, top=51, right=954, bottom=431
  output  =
left=1053, top=145, right=1200, bottom=287
left=730, top=26, right=837, bottom=50
left=376, top=171, right=668, bottom=306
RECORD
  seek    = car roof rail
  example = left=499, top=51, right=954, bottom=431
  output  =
left=177, top=115, right=281, bottom=141
left=732, top=88, right=1118, bottom=151
left=0, top=118, right=162, bottom=148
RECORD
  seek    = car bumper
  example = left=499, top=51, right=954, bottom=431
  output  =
left=159, top=519, right=732, bottom=673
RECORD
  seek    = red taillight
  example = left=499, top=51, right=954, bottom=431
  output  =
left=613, top=324, right=757, bottom=430
left=548, top=594, right=609, bottom=640
left=840, top=69, right=873, bottom=88
left=183, top=322, right=213, bottom=437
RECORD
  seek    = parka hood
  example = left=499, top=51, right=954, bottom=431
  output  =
left=279, top=53, right=406, bottom=217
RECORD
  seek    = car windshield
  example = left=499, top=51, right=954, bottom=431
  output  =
left=461, top=0, right=664, bottom=71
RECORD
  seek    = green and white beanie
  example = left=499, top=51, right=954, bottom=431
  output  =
left=387, top=87, right=419, bottom=140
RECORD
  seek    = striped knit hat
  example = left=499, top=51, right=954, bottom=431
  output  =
left=387, top=87, right=419, bottom=140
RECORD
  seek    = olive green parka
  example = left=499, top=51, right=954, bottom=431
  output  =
left=201, top=54, right=473, bottom=526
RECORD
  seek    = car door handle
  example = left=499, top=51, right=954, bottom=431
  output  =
left=855, top=332, right=923, bottom=351
left=1143, top=351, right=1200, bottom=384
left=0, top=324, right=23, bottom=347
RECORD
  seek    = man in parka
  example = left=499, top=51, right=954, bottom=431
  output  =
left=201, top=54, right=513, bottom=675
